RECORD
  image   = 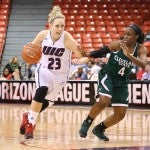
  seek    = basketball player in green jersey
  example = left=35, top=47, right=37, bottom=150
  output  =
left=79, top=23, right=147, bottom=141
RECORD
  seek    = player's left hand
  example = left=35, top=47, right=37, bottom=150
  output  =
left=120, top=40, right=129, bottom=56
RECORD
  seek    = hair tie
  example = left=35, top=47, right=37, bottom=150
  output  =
left=129, top=24, right=141, bottom=35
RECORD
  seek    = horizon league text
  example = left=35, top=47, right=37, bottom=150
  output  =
left=0, top=81, right=149, bottom=106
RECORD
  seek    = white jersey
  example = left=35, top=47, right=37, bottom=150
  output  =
left=39, top=31, right=72, bottom=75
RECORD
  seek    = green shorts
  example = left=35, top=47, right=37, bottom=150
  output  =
left=97, top=70, right=129, bottom=107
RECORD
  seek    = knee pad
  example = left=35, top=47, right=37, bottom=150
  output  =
left=34, top=86, right=48, bottom=103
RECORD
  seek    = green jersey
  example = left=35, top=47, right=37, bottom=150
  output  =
left=101, top=43, right=139, bottom=84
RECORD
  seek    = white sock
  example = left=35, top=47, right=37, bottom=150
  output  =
left=28, top=110, right=39, bottom=126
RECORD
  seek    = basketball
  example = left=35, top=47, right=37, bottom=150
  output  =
left=22, top=43, right=42, bottom=64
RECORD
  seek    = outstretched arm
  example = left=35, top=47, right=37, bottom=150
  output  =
left=64, top=31, right=86, bottom=58
left=64, top=31, right=89, bottom=64
left=86, top=46, right=111, bottom=58
left=85, top=40, right=120, bottom=58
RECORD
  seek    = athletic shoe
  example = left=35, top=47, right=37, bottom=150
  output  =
left=79, top=120, right=92, bottom=138
left=24, top=122, right=35, bottom=139
left=20, top=112, right=28, bottom=135
left=92, top=125, right=109, bottom=141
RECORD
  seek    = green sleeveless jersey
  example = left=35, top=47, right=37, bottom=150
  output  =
left=102, top=43, right=139, bottom=83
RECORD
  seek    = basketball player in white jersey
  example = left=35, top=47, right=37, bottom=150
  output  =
left=20, top=6, right=88, bottom=139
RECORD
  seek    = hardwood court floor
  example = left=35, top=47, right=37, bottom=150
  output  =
left=0, top=103, right=149, bottom=150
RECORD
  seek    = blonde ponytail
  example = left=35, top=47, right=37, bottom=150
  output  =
left=48, top=6, right=65, bottom=23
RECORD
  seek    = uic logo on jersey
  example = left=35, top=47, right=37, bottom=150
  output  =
left=43, top=46, right=65, bottom=57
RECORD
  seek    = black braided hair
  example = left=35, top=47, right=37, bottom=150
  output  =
left=128, top=23, right=145, bottom=44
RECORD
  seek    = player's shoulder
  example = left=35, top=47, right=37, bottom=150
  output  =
left=138, top=43, right=147, bottom=54
left=64, top=31, right=73, bottom=39
left=138, top=43, right=146, bottom=50
left=64, top=30, right=70, bottom=35
left=35, top=30, right=49, bottom=42
left=108, top=40, right=120, bottom=51
left=110, top=40, right=120, bottom=46
left=37, top=30, right=49, bottom=37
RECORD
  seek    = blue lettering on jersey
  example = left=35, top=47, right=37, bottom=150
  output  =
left=43, top=46, right=65, bottom=57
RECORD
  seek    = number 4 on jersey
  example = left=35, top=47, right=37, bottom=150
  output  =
left=118, top=67, right=125, bottom=76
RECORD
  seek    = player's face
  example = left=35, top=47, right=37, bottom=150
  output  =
left=123, top=27, right=138, bottom=45
left=51, top=18, right=65, bottom=38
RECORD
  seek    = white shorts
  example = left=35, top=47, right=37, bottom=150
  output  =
left=35, top=65, right=68, bottom=101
